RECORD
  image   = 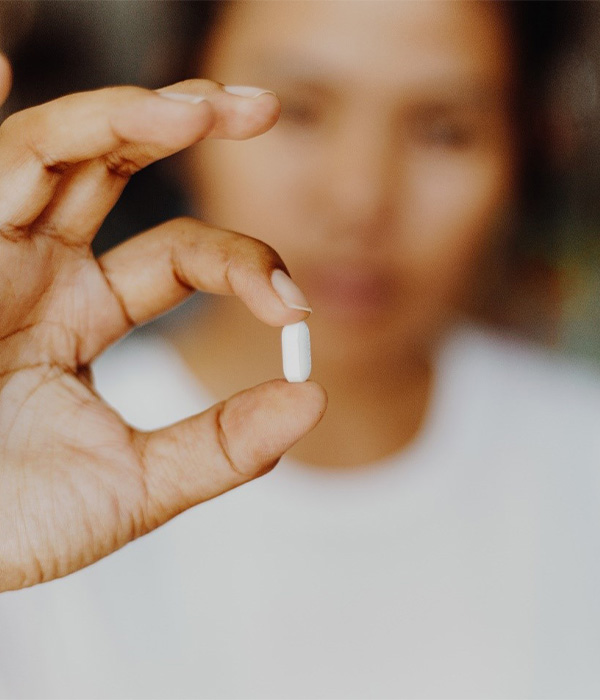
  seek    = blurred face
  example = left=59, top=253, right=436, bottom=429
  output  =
left=188, top=1, right=519, bottom=367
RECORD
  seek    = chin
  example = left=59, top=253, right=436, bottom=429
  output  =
left=309, top=307, right=450, bottom=375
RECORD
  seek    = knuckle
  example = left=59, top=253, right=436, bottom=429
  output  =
left=103, top=152, right=142, bottom=179
left=157, top=217, right=204, bottom=251
left=0, top=222, right=26, bottom=242
left=32, top=219, right=69, bottom=244
left=214, top=402, right=248, bottom=479
left=0, top=110, right=21, bottom=136
left=238, top=233, right=284, bottom=269
left=0, top=110, right=66, bottom=173
left=171, top=215, right=199, bottom=232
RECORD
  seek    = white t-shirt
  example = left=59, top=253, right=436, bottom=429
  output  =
left=1, top=325, right=599, bottom=699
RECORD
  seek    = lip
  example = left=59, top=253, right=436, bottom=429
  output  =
left=302, top=263, right=396, bottom=321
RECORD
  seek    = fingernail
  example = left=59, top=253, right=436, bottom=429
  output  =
left=271, top=269, right=312, bottom=313
left=223, top=85, right=276, bottom=98
left=157, top=91, right=207, bottom=104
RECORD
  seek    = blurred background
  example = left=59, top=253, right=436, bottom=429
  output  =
left=1, top=0, right=600, bottom=362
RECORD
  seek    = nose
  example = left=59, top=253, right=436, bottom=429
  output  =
left=318, top=113, right=397, bottom=244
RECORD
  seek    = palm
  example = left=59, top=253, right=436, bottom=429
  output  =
left=0, top=240, right=149, bottom=586
left=0, top=82, right=326, bottom=591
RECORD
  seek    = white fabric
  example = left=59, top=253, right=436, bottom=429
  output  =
left=1, top=325, right=600, bottom=699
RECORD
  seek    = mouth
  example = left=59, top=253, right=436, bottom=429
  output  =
left=302, top=262, right=396, bottom=322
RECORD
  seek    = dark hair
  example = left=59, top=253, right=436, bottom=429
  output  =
left=508, top=2, right=581, bottom=94
left=504, top=2, right=585, bottom=242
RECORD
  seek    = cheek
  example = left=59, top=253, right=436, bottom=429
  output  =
left=401, top=152, right=515, bottom=301
left=188, top=138, right=308, bottom=254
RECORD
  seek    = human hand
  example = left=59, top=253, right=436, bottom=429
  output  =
left=0, top=76, right=327, bottom=592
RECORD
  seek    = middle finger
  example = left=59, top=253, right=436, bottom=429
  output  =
left=0, top=81, right=280, bottom=244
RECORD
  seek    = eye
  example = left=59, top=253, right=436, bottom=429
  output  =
left=417, top=117, right=475, bottom=149
left=279, top=98, right=324, bottom=128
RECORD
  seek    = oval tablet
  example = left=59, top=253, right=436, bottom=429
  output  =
left=282, top=321, right=311, bottom=383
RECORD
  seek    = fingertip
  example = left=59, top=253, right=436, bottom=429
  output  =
left=208, top=87, right=281, bottom=140
left=269, top=299, right=313, bottom=329
left=136, top=378, right=329, bottom=524
left=221, top=379, right=327, bottom=475
left=303, top=380, right=328, bottom=411
left=259, top=307, right=312, bottom=328
left=258, top=378, right=328, bottom=431
left=152, top=79, right=280, bottom=141
left=236, top=91, right=281, bottom=138
left=0, top=53, right=12, bottom=106
left=270, top=268, right=312, bottom=319
left=288, top=379, right=328, bottom=426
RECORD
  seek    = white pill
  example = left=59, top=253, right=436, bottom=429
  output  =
left=282, top=321, right=311, bottom=383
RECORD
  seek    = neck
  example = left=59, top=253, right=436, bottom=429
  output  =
left=171, top=297, right=434, bottom=468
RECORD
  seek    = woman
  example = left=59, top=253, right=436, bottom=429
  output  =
left=1, top=2, right=600, bottom=698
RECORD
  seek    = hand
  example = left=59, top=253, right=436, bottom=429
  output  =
left=0, top=76, right=327, bottom=592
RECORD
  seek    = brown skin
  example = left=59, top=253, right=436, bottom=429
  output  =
left=178, top=0, right=520, bottom=467
left=0, top=78, right=327, bottom=592
left=0, top=0, right=520, bottom=588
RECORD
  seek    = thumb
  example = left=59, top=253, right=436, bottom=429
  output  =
left=133, top=380, right=327, bottom=527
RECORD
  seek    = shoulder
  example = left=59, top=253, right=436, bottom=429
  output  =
left=457, top=324, right=600, bottom=406
left=444, top=324, right=600, bottom=460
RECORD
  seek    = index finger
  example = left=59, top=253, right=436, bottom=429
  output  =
left=88, top=217, right=312, bottom=363
left=0, top=80, right=280, bottom=234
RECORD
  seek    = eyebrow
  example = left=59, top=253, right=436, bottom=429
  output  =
left=250, top=55, right=514, bottom=108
